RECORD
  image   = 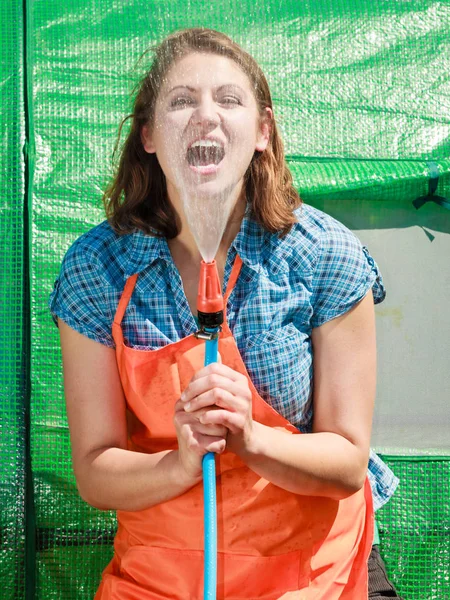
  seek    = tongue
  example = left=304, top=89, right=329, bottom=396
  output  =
left=187, top=146, right=224, bottom=166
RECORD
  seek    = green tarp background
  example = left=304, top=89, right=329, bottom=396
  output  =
left=1, top=0, right=449, bottom=598
left=0, top=2, right=26, bottom=599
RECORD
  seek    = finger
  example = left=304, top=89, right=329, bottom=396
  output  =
left=182, top=373, right=250, bottom=406
left=175, top=416, right=227, bottom=451
left=189, top=362, right=246, bottom=385
left=174, top=398, right=188, bottom=413
left=190, top=432, right=227, bottom=455
left=198, top=408, right=244, bottom=433
left=194, top=422, right=228, bottom=437
left=174, top=406, right=229, bottom=436
left=184, top=387, right=241, bottom=414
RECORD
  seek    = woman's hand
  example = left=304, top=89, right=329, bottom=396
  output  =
left=59, top=320, right=205, bottom=511
left=174, top=390, right=229, bottom=480
left=178, top=363, right=253, bottom=459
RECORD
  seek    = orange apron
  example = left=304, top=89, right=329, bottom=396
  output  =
left=95, top=256, right=373, bottom=599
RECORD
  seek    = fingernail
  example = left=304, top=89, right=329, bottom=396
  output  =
left=184, top=402, right=191, bottom=411
left=180, top=393, right=186, bottom=402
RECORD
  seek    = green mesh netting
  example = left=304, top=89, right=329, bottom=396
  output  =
left=0, top=2, right=26, bottom=599
left=1, top=0, right=449, bottom=598
left=377, top=458, right=450, bottom=600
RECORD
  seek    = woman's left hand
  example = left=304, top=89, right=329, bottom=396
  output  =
left=180, top=362, right=253, bottom=454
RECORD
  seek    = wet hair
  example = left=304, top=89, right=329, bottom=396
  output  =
left=104, top=28, right=301, bottom=238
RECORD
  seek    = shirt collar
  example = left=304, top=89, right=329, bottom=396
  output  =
left=231, top=212, right=265, bottom=271
left=122, top=229, right=170, bottom=277
left=121, top=210, right=265, bottom=277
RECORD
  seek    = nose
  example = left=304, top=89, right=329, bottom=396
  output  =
left=192, top=94, right=220, bottom=128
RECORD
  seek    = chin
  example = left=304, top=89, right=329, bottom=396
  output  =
left=184, top=181, right=238, bottom=200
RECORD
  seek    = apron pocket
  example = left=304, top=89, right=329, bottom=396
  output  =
left=218, top=550, right=310, bottom=599
left=119, top=545, right=310, bottom=600
left=120, top=545, right=203, bottom=599
left=98, top=572, right=169, bottom=600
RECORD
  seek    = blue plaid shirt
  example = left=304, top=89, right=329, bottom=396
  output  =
left=50, top=203, right=398, bottom=510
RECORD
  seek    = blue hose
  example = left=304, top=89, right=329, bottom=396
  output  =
left=203, top=329, right=219, bottom=599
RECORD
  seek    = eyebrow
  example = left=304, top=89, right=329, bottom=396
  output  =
left=168, top=85, right=196, bottom=93
left=167, top=84, right=247, bottom=95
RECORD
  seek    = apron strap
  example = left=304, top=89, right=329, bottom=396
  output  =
left=113, top=254, right=242, bottom=329
left=114, top=273, right=138, bottom=327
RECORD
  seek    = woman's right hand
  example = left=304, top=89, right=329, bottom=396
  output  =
left=173, top=399, right=228, bottom=481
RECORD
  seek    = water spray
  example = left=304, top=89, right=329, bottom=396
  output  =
left=176, top=125, right=238, bottom=598
left=195, top=259, right=224, bottom=600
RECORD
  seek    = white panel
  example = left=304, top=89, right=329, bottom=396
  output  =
left=315, top=199, right=450, bottom=454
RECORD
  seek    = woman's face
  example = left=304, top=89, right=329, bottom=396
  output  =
left=141, top=52, right=271, bottom=204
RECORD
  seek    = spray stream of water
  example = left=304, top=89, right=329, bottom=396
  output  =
left=181, top=189, right=236, bottom=263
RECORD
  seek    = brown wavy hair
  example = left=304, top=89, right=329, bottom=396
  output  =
left=104, top=28, right=301, bottom=238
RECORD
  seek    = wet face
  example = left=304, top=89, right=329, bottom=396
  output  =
left=141, top=52, right=271, bottom=204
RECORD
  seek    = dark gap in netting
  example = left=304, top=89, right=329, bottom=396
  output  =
left=22, top=0, right=36, bottom=598
left=36, top=528, right=117, bottom=551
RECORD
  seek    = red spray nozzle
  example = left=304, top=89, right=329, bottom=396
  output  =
left=197, top=260, right=224, bottom=314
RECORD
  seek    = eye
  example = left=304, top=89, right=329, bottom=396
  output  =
left=170, top=97, right=194, bottom=109
left=220, top=95, right=242, bottom=106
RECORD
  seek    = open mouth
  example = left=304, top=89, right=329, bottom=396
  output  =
left=187, top=140, right=225, bottom=167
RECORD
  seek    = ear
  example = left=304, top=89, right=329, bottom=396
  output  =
left=255, top=107, right=273, bottom=152
left=141, top=124, right=156, bottom=154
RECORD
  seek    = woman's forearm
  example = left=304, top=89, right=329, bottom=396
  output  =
left=75, top=446, right=201, bottom=512
left=234, top=422, right=368, bottom=500
left=75, top=424, right=367, bottom=511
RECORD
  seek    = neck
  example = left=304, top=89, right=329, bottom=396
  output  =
left=167, top=182, right=247, bottom=265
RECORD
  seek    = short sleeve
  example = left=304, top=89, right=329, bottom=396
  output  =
left=310, top=226, right=386, bottom=329
left=49, top=240, right=115, bottom=348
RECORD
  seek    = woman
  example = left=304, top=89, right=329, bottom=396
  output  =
left=50, top=28, right=400, bottom=599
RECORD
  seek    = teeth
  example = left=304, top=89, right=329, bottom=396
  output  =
left=186, top=139, right=225, bottom=167
left=190, top=140, right=223, bottom=149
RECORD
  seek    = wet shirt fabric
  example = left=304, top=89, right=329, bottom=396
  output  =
left=50, top=203, right=399, bottom=510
